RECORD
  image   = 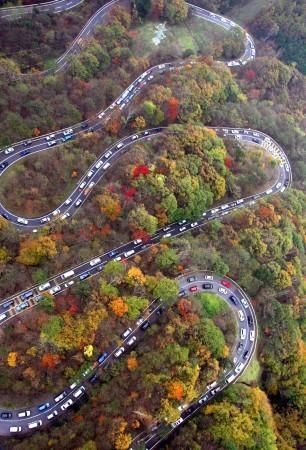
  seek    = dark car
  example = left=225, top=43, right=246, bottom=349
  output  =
left=97, top=351, right=109, bottom=365
left=202, top=283, right=213, bottom=289
left=23, top=140, right=32, bottom=146
left=156, top=306, right=165, bottom=316
left=20, top=149, right=30, bottom=156
left=0, top=161, right=8, bottom=170
left=252, top=138, right=260, bottom=144
left=141, top=320, right=151, bottom=331
left=178, top=290, right=186, bottom=297
left=237, top=342, right=244, bottom=352
left=2, top=213, right=9, bottom=220
left=108, top=250, right=119, bottom=258
left=79, top=272, right=90, bottom=281
left=89, top=373, right=99, bottom=384
left=2, top=299, right=14, bottom=309
left=229, top=295, right=238, bottom=305
left=38, top=402, right=51, bottom=412
left=1, top=412, right=12, bottom=419
left=243, top=350, right=249, bottom=360
left=81, top=123, right=89, bottom=129
left=247, top=315, right=254, bottom=326
left=187, top=275, right=196, bottom=283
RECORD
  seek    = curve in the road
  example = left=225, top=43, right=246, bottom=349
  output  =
left=0, top=0, right=292, bottom=446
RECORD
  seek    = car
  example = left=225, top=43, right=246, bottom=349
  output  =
left=136, top=317, right=144, bottom=326
left=218, top=287, right=227, bottom=295
left=204, top=275, right=213, bottom=280
left=238, top=310, right=245, bottom=321
left=250, top=330, right=255, bottom=341
left=89, top=257, right=101, bottom=267
left=229, top=295, right=238, bottom=305
left=240, top=328, right=247, bottom=340
left=178, top=403, right=188, bottom=412
left=64, top=198, right=72, bottom=205
left=52, top=209, right=60, bottom=216
left=141, top=320, right=150, bottom=331
left=187, top=276, right=196, bottom=283
left=114, top=256, right=122, bottom=262
left=114, top=347, right=125, bottom=358
left=24, top=140, right=32, bottom=146
left=252, top=137, right=260, bottom=144
left=89, top=374, right=98, bottom=384
left=98, top=112, right=105, bottom=119
left=178, top=289, right=186, bottom=297
left=189, top=286, right=198, bottom=293
left=1, top=412, right=12, bottom=419
left=163, top=232, right=172, bottom=238
left=40, top=217, right=51, bottom=224
left=178, top=220, right=187, bottom=225
left=247, top=315, right=254, bottom=326
left=127, top=336, right=137, bottom=346
left=61, top=213, right=70, bottom=220
left=97, top=351, right=109, bottom=365
left=221, top=279, right=231, bottom=288
left=198, top=395, right=208, bottom=405
left=211, top=208, right=219, bottom=214
left=2, top=213, right=9, bottom=220
left=2, top=299, right=14, bottom=309
left=47, top=140, right=57, bottom=147
left=46, top=134, right=55, bottom=141
left=121, top=327, right=132, bottom=339
left=81, top=123, right=89, bottom=129
left=75, top=199, right=83, bottom=207
left=240, top=297, right=249, bottom=308
left=156, top=306, right=164, bottom=315
left=49, top=285, right=61, bottom=295
left=79, top=272, right=90, bottom=281
left=38, top=282, right=51, bottom=292
left=133, top=239, right=142, bottom=245
left=10, top=426, right=22, bottom=433
left=237, top=342, right=243, bottom=352
left=87, top=170, right=94, bottom=178
left=79, top=181, right=87, bottom=189
left=131, top=134, right=139, bottom=140
left=235, top=362, right=245, bottom=374
left=179, top=226, right=186, bottom=232
left=20, top=290, right=33, bottom=301
left=63, top=128, right=73, bottom=136
left=104, top=150, right=112, bottom=158
left=18, top=410, right=31, bottom=418
left=0, top=161, right=8, bottom=171
left=17, top=217, right=28, bottom=225
left=61, top=399, right=73, bottom=411
left=171, top=417, right=183, bottom=428
left=276, top=182, right=282, bottom=189
left=38, top=402, right=50, bottom=412
left=73, top=386, right=85, bottom=398
left=16, top=301, right=29, bottom=312
left=243, top=350, right=249, bottom=360
left=202, top=283, right=213, bottom=289
left=54, top=391, right=67, bottom=403
left=190, top=222, right=198, bottom=228
left=4, top=147, right=14, bottom=154
left=95, top=160, right=103, bottom=169
left=47, top=410, right=58, bottom=420
left=64, top=280, right=74, bottom=288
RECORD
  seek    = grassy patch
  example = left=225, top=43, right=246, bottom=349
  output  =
left=195, top=292, right=229, bottom=318
left=132, top=15, right=232, bottom=59
left=240, top=353, right=261, bottom=383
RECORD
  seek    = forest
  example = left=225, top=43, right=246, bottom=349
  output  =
left=0, top=0, right=305, bottom=449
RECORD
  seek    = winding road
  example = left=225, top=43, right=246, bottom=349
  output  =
left=0, top=0, right=292, bottom=447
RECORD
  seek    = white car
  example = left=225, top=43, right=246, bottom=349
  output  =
left=18, top=410, right=31, bottom=418
left=64, top=280, right=74, bottom=288
left=171, top=417, right=183, bottom=428
left=28, top=420, right=42, bottom=429
left=240, top=297, right=249, bottom=308
left=63, top=128, right=73, bottom=136
left=61, top=399, right=73, bottom=411
left=114, top=347, right=125, bottom=358
left=47, top=140, right=57, bottom=147
left=218, top=287, right=227, bottom=295
left=52, top=209, right=60, bottom=216
left=47, top=410, right=58, bottom=420
left=121, top=327, right=132, bottom=339
left=127, top=336, right=137, bottom=346
left=64, top=198, right=72, bottom=205
left=87, top=170, right=94, bottom=178
left=75, top=199, right=83, bottom=207
left=61, top=213, right=70, bottom=220
left=131, top=134, right=139, bottom=140
left=238, top=310, right=245, bottom=321
left=250, top=330, right=255, bottom=341
left=179, top=226, right=186, bottom=232
left=17, top=217, right=28, bottom=225
left=46, top=134, right=55, bottom=141
left=133, top=239, right=142, bottom=245
left=49, top=285, right=61, bottom=295
left=4, top=147, right=14, bottom=154
left=204, top=275, right=213, bottom=280
left=98, top=112, right=105, bottom=119
left=40, top=217, right=51, bottom=224
left=38, top=282, right=51, bottom=292
left=73, top=386, right=85, bottom=398
left=104, top=151, right=112, bottom=159
left=240, top=328, right=246, bottom=340
left=95, top=161, right=103, bottom=169
left=10, top=426, right=22, bottom=433
left=190, top=222, right=198, bottom=228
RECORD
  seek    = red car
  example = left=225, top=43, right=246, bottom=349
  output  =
left=189, top=286, right=198, bottom=293
left=221, top=279, right=231, bottom=288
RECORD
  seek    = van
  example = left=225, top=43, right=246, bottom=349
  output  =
left=61, top=270, right=75, bottom=280
left=124, top=250, right=135, bottom=258
left=235, top=362, right=245, bottom=374
left=20, top=290, right=33, bottom=301
left=73, top=386, right=85, bottom=398
left=89, top=257, right=101, bottom=267
left=102, top=162, right=110, bottom=170
left=38, top=282, right=51, bottom=292
left=10, top=426, right=22, bottom=433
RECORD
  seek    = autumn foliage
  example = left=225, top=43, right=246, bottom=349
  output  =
left=166, top=96, right=179, bottom=122
left=133, top=165, right=150, bottom=177
left=167, top=380, right=184, bottom=400
left=109, top=297, right=128, bottom=317
left=41, top=353, right=61, bottom=369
